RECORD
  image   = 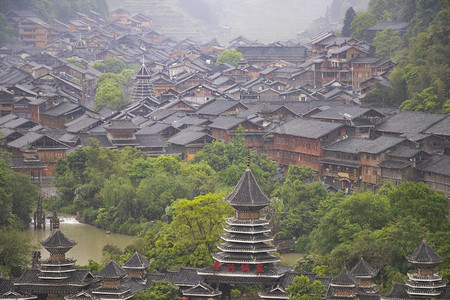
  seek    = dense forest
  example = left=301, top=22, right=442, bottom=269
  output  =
left=347, top=0, right=450, bottom=113
left=49, top=129, right=449, bottom=293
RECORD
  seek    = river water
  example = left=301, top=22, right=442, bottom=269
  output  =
left=28, top=217, right=303, bottom=266
left=29, top=217, right=136, bottom=265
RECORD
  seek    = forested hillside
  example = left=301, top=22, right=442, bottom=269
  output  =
left=105, top=0, right=334, bottom=43
left=354, top=0, right=450, bottom=113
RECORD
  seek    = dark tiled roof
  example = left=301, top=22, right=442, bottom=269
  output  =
left=79, top=134, right=114, bottom=148
left=424, top=115, right=450, bottom=136
left=379, top=160, right=410, bottom=169
left=40, top=102, right=81, bottom=117
left=41, top=230, right=76, bottom=250
left=135, top=134, right=167, bottom=148
left=406, top=238, right=443, bottom=264
left=359, top=136, right=406, bottom=154
left=271, top=118, right=343, bottom=139
left=376, top=111, right=446, bottom=134
left=96, top=260, right=127, bottom=279
left=166, top=267, right=202, bottom=286
left=167, top=129, right=213, bottom=146
left=123, top=252, right=151, bottom=269
left=387, top=146, right=422, bottom=158
left=311, top=105, right=383, bottom=121
left=182, top=282, right=221, bottom=297
left=323, top=137, right=373, bottom=154
left=330, top=267, right=359, bottom=286
left=196, top=99, right=244, bottom=116
left=136, top=123, right=173, bottom=135
left=350, top=257, right=378, bottom=278
left=208, top=115, right=245, bottom=130
left=416, top=155, right=450, bottom=177
left=105, top=119, right=137, bottom=130
left=15, top=269, right=94, bottom=295
left=65, top=115, right=100, bottom=133
left=225, top=168, right=270, bottom=209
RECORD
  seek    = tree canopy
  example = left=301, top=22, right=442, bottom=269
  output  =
left=215, top=49, right=243, bottom=67
left=361, top=0, right=449, bottom=113
left=132, top=280, right=180, bottom=300
left=341, top=7, right=356, bottom=37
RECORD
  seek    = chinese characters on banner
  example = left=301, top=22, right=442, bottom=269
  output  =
left=213, top=261, right=221, bottom=271
left=214, top=262, right=264, bottom=273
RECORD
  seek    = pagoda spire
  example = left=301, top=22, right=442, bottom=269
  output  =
left=350, top=257, right=379, bottom=293
left=198, top=160, right=283, bottom=289
left=122, top=252, right=151, bottom=278
left=130, top=55, right=155, bottom=101
left=405, top=238, right=445, bottom=297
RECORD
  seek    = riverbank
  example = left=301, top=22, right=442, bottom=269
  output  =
left=29, top=216, right=136, bottom=265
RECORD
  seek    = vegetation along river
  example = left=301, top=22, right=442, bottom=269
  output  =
left=29, top=216, right=303, bottom=266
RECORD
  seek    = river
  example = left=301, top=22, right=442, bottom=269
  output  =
left=29, top=217, right=303, bottom=267
left=29, top=217, right=136, bottom=265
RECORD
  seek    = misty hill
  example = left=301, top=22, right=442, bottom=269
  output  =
left=106, top=0, right=336, bottom=43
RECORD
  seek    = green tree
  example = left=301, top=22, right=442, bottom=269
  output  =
left=286, top=275, right=326, bottom=300
left=350, top=12, right=377, bottom=40
left=133, top=280, right=180, bottom=300
left=216, top=49, right=243, bottom=67
left=171, top=194, right=233, bottom=254
left=0, top=227, right=35, bottom=277
left=286, top=165, right=317, bottom=184
left=93, top=58, right=126, bottom=74
left=65, top=58, right=86, bottom=69
left=387, top=181, right=448, bottom=232
left=272, top=182, right=328, bottom=240
left=373, top=27, right=402, bottom=59
left=342, top=7, right=356, bottom=37
left=310, top=190, right=391, bottom=254
left=5, top=171, right=38, bottom=228
left=94, top=80, right=130, bottom=110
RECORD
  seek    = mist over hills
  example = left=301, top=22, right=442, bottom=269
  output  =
left=106, top=0, right=343, bottom=43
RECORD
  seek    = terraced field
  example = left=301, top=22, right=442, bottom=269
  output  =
left=106, top=0, right=334, bottom=44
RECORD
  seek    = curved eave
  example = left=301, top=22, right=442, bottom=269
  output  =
left=216, top=244, right=277, bottom=253
left=213, top=255, right=280, bottom=265
left=220, top=235, right=273, bottom=243
left=225, top=217, right=269, bottom=227
left=329, top=283, right=356, bottom=288
left=405, top=282, right=446, bottom=289
left=183, top=292, right=222, bottom=297
left=407, top=260, right=442, bottom=265
left=37, top=275, right=69, bottom=280
left=38, top=269, right=76, bottom=273
left=223, top=227, right=271, bottom=234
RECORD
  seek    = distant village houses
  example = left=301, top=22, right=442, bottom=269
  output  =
left=0, top=8, right=448, bottom=199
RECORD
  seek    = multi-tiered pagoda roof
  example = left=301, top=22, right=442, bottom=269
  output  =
left=129, top=62, right=157, bottom=102
left=15, top=229, right=96, bottom=297
left=383, top=238, right=448, bottom=300
left=199, top=166, right=284, bottom=285
left=404, top=238, right=446, bottom=298
left=350, top=257, right=379, bottom=294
